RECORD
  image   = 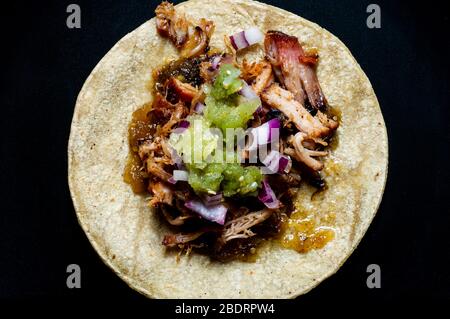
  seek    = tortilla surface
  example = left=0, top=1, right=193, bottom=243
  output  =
left=68, top=0, right=388, bottom=298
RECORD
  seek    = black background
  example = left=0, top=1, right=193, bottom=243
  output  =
left=1, top=0, right=449, bottom=307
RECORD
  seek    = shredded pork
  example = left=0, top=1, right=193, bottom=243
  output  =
left=126, top=8, right=342, bottom=260
left=286, top=133, right=328, bottom=171
left=261, top=83, right=331, bottom=138
left=155, top=2, right=214, bottom=57
left=155, top=1, right=189, bottom=48
left=221, top=209, right=273, bottom=242
left=162, top=231, right=206, bottom=247
left=241, top=60, right=274, bottom=95
left=166, top=78, right=199, bottom=103
left=149, top=181, right=173, bottom=206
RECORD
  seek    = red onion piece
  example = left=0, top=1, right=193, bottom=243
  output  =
left=167, top=146, right=185, bottom=170
left=210, top=56, right=221, bottom=70
left=202, top=193, right=223, bottom=206
left=194, top=102, right=205, bottom=114
left=246, top=118, right=281, bottom=151
left=230, top=31, right=249, bottom=50
left=261, top=150, right=292, bottom=174
left=239, top=82, right=262, bottom=114
left=185, top=200, right=227, bottom=225
left=239, top=82, right=258, bottom=100
left=258, top=180, right=281, bottom=209
left=278, top=155, right=292, bottom=173
left=229, top=27, right=264, bottom=51
left=267, top=118, right=280, bottom=141
left=178, top=120, right=190, bottom=129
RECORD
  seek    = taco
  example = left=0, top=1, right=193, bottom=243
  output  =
left=68, top=0, right=388, bottom=298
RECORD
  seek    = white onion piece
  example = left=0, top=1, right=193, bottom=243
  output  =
left=172, top=170, right=189, bottom=181
left=229, top=27, right=263, bottom=51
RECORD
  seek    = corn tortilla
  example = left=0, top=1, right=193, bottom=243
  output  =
left=68, top=0, right=388, bottom=298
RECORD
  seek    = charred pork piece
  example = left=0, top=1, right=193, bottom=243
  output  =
left=155, top=2, right=214, bottom=57
left=265, top=31, right=307, bottom=104
left=267, top=171, right=301, bottom=190
left=154, top=55, right=209, bottom=92
left=146, top=157, right=173, bottom=181
left=146, top=94, right=189, bottom=139
left=252, top=210, right=283, bottom=238
left=148, top=181, right=174, bottom=206
left=264, top=30, right=328, bottom=112
left=182, top=18, right=215, bottom=57
left=305, top=170, right=326, bottom=189
left=212, top=237, right=259, bottom=262
left=147, top=93, right=177, bottom=124
left=166, top=77, right=199, bottom=103
left=162, top=225, right=221, bottom=248
left=155, top=1, right=188, bottom=48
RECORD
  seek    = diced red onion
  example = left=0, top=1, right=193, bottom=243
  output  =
left=167, top=177, right=176, bottom=184
left=168, top=146, right=185, bottom=170
left=194, top=102, right=205, bottom=114
left=211, top=56, right=221, bottom=70
left=229, top=27, right=264, bottom=51
left=230, top=31, right=248, bottom=51
left=278, top=156, right=292, bottom=173
left=178, top=120, right=190, bottom=129
left=185, top=200, right=227, bottom=225
left=258, top=180, right=281, bottom=209
left=261, top=150, right=292, bottom=174
left=173, top=121, right=189, bottom=134
left=267, top=118, right=281, bottom=141
left=202, top=193, right=223, bottom=206
left=239, top=82, right=258, bottom=100
left=172, top=170, right=189, bottom=182
left=239, top=82, right=262, bottom=113
left=246, top=118, right=281, bottom=151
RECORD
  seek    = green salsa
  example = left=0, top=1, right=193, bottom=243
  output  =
left=168, top=64, right=263, bottom=197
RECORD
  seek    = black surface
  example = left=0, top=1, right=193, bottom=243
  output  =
left=1, top=0, right=449, bottom=306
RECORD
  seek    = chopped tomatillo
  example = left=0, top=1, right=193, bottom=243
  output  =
left=205, top=64, right=261, bottom=133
